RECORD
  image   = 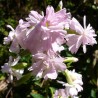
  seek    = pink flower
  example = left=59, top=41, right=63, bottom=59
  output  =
left=54, top=88, right=79, bottom=98
left=4, top=20, right=30, bottom=53
left=26, top=10, right=43, bottom=26
left=41, top=6, right=71, bottom=30
left=5, top=6, right=70, bottom=54
left=66, top=16, right=97, bottom=53
left=14, top=19, right=30, bottom=49
left=54, top=89, right=68, bottom=98
left=24, top=23, right=66, bottom=54
left=30, top=52, right=66, bottom=79
left=24, top=6, right=70, bottom=54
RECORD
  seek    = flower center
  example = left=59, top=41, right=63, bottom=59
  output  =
left=46, top=21, right=50, bottom=27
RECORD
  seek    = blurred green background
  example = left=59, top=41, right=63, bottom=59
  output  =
left=0, top=0, right=98, bottom=98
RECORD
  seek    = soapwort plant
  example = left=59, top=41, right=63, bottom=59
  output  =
left=1, top=1, right=97, bottom=98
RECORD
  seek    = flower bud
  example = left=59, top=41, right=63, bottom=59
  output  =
left=58, top=0, right=63, bottom=9
left=64, top=69, right=73, bottom=84
left=64, top=57, right=78, bottom=63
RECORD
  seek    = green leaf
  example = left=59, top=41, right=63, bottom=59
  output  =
left=49, top=87, right=55, bottom=98
left=0, top=74, right=5, bottom=80
left=12, top=63, right=28, bottom=69
left=31, top=93, right=44, bottom=98
left=91, top=89, right=96, bottom=98
left=15, top=72, right=32, bottom=86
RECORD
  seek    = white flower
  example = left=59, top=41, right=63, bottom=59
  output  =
left=3, top=25, right=20, bottom=53
left=1, top=56, right=24, bottom=83
left=57, top=69, right=83, bottom=97
left=3, top=25, right=15, bottom=45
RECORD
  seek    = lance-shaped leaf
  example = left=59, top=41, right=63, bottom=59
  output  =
left=15, top=72, right=32, bottom=86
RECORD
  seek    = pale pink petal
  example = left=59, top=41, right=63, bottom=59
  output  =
left=9, top=39, right=20, bottom=53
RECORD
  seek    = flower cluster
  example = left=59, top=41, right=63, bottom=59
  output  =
left=1, top=1, right=97, bottom=98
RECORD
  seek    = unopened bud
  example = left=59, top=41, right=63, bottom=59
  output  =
left=64, top=57, right=78, bottom=63
left=58, top=0, right=63, bottom=9
left=64, top=69, right=73, bottom=85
